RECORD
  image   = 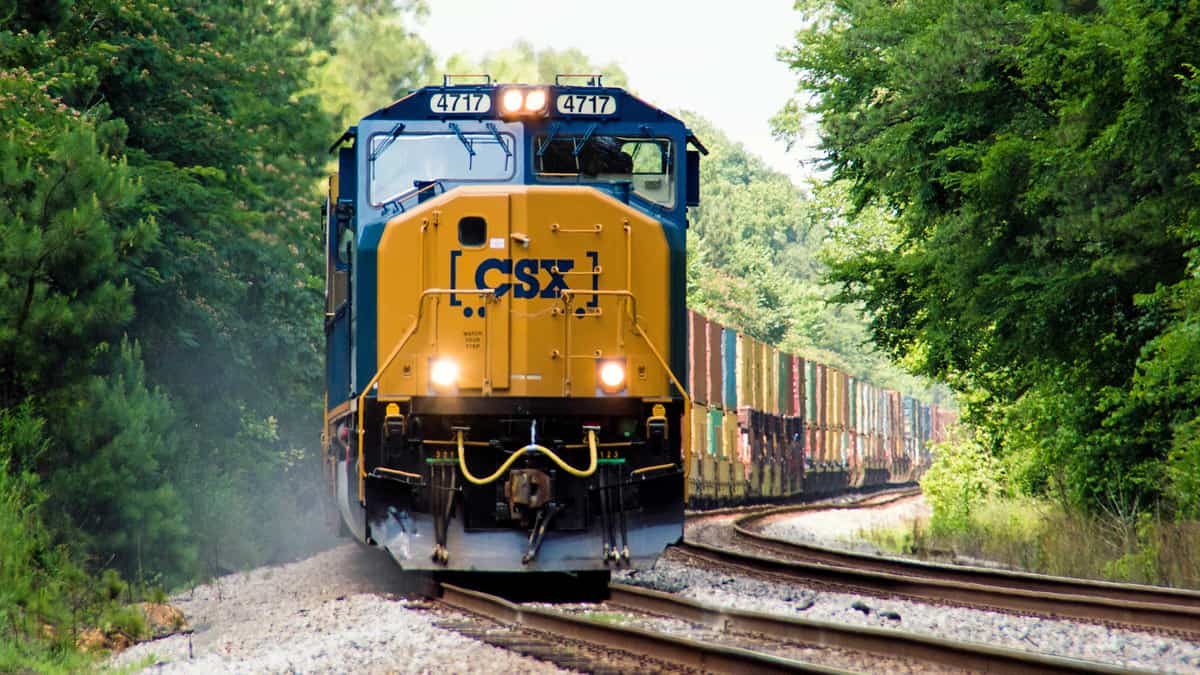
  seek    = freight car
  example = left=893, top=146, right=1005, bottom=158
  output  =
left=321, top=75, right=703, bottom=573
left=683, top=309, right=956, bottom=508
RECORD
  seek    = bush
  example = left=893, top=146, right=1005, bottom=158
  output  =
left=863, top=492, right=1200, bottom=588
left=919, top=426, right=1002, bottom=535
left=0, top=404, right=92, bottom=671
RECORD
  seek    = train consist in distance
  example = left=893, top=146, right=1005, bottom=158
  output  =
left=321, top=74, right=953, bottom=576
left=683, top=309, right=956, bottom=507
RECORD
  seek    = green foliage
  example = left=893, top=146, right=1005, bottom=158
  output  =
left=315, top=0, right=435, bottom=130
left=683, top=113, right=944, bottom=398
left=780, top=0, right=1200, bottom=511
left=0, top=405, right=92, bottom=672
left=1, top=0, right=347, bottom=585
left=48, top=340, right=193, bottom=582
left=445, top=40, right=629, bottom=88
left=0, top=71, right=149, bottom=411
left=867, top=493, right=1200, bottom=588
left=919, top=428, right=1003, bottom=535
left=96, top=604, right=148, bottom=643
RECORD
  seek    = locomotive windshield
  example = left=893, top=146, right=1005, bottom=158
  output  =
left=535, top=135, right=675, bottom=208
left=369, top=131, right=516, bottom=206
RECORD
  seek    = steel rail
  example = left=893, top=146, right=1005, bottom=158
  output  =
left=438, top=583, right=847, bottom=674
left=678, top=540, right=1200, bottom=637
left=607, top=583, right=1132, bottom=675
left=734, top=504, right=1200, bottom=611
left=677, top=494, right=1200, bottom=636
left=685, top=485, right=920, bottom=520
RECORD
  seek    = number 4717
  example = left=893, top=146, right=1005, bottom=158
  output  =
left=431, top=93, right=488, bottom=113
left=559, top=95, right=614, bottom=114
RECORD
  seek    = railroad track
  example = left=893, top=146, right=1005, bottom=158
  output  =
left=679, top=493, right=1200, bottom=637
left=439, top=582, right=834, bottom=674
left=438, top=582, right=1130, bottom=674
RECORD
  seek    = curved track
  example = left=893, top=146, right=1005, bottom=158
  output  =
left=681, top=492, right=1200, bottom=637
left=439, top=581, right=1131, bottom=674
left=439, top=583, right=841, bottom=674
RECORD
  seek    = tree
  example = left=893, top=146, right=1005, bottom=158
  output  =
left=49, top=341, right=191, bottom=580
left=445, top=41, right=629, bottom=88
left=777, top=0, right=1200, bottom=509
left=1, top=0, right=346, bottom=580
left=683, top=113, right=938, bottom=397
left=315, top=0, right=435, bottom=131
left=0, top=71, right=149, bottom=412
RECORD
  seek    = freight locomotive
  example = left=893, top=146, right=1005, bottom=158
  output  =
left=322, top=75, right=698, bottom=573
left=321, top=75, right=953, bottom=575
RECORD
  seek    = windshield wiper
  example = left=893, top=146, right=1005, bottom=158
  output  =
left=485, top=122, right=512, bottom=171
left=485, top=123, right=511, bottom=159
left=447, top=122, right=476, bottom=170
left=537, top=122, right=562, bottom=157
left=572, top=122, right=599, bottom=157
left=369, top=123, right=405, bottom=161
left=447, top=122, right=475, bottom=155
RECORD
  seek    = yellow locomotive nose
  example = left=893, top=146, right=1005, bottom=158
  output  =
left=372, top=185, right=674, bottom=401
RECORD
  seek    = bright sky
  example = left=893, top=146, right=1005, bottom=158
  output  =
left=418, top=1, right=820, bottom=184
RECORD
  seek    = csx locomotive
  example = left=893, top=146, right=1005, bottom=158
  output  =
left=322, top=76, right=702, bottom=572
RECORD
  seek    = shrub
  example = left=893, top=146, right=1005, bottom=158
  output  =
left=0, top=405, right=91, bottom=671
left=919, top=426, right=1002, bottom=535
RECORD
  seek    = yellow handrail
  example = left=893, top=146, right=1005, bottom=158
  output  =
left=561, top=289, right=693, bottom=498
left=457, top=429, right=599, bottom=486
left=630, top=317, right=693, bottom=498
left=356, top=287, right=495, bottom=503
left=631, top=462, right=676, bottom=476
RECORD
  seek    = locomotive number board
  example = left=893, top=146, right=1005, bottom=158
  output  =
left=556, top=94, right=617, bottom=115
left=429, top=92, right=491, bottom=114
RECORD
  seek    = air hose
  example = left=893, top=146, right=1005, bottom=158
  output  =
left=457, top=429, right=599, bottom=485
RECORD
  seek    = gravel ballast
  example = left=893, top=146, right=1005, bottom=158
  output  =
left=669, top=493, right=1200, bottom=674
left=109, top=543, right=569, bottom=674
left=758, top=494, right=931, bottom=550
left=617, top=553, right=1200, bottom=673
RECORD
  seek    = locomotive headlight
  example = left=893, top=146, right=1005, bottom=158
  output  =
left=598, top=360, right=626, bottom=392
left=430, top=357, right=460, bottom=389
left=524, top=88, right=547, bottom=112
left=501, top=88, right=524, bottom=113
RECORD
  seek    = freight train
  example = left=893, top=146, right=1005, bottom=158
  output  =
left=682, top=310, right=956, bottom=508
left=321, top=75, right=953, bottom=575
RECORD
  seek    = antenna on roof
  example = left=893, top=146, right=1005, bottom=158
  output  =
left=555, top=73, right=604, bottom=87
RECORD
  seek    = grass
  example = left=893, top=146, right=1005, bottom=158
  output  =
left=858, top=496, right=1200, bottom=588
left=0, top=637, right=96, bottom=675
left=577, top=611, right=633, bottom=625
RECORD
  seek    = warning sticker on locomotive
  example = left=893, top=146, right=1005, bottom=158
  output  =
left=555, top=94, right=617, bottom=115
left=429, top=92, right=491, bottom=114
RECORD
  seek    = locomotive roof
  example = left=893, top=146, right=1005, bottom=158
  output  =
left=362, top=80, right=689, bottom=127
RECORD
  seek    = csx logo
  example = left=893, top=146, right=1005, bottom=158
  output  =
left=475, top=257, right=574, bottom=299
left=450, top=250, right=598, bottom=316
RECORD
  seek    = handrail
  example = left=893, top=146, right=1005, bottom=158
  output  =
left=559, top=288, right=694, bottom=498
left=555, top=73, right=603, bottom=87
left=357, top=275, right=694, bottom=498
left=443, top=73, right=492, bottom=86
left=380, top=180, right=446, bottom=217
left=457, top=428, right=599, bottom=486
left=356, top=287, right=495, bottom=503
